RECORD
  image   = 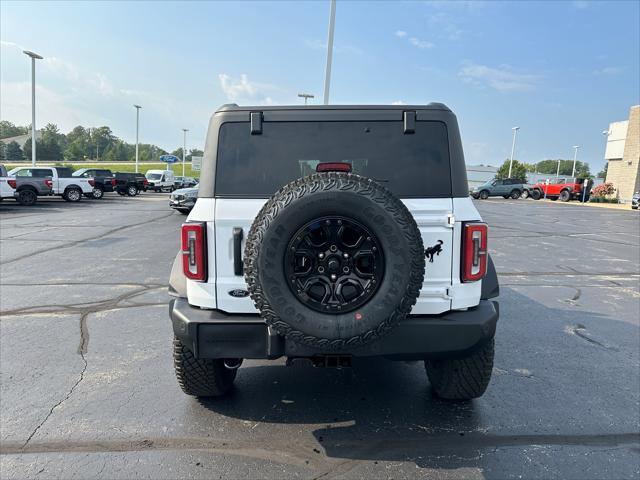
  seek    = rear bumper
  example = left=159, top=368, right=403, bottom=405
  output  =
left=170, top=298, right=499, bottom=361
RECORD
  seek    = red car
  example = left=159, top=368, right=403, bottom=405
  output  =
left=530, top=178, right=591, bottom=202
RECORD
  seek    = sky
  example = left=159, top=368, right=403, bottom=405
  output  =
left=1, top=0, right=639, bottom=171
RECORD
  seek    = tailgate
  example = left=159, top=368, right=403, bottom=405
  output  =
left=212, top=198, right=454, bottom=315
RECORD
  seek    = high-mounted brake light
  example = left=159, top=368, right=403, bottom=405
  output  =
left=7, top=179, right=17, bottom=189
left=316, top=162, right=352, bottom=173
left=461, top=222, right=488, bottom=282
left=181, top=222, right=207, bottom=281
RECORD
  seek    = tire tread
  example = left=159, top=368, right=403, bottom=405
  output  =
left=425, top=339, right=495, bottom=400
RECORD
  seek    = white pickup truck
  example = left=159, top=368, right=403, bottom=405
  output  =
left=7, top=166, right=94, bottom=202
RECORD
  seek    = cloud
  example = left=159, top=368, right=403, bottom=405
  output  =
left=428, top=12, right=464, bottom=40
left=408, top=37, right=435, bottom=49
left=394, top=31, right=435, bottom=50
left=391, top=100, right=406, bottom=105
left=218, top=73, right=281, bottom=105
left=1, top=40, right=27, bottom=51
left=571, top=0, right=590, bottom=9
left=218, top=73, right=258, bottom=101
left=595, top=66, right=624, bottom=75
left=458, top=62, right=540, bottom=92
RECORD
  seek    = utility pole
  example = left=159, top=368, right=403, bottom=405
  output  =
left=571, top=145, right=580, bottom=178
left=323, top=0, right=336, bottom=105
left=508, top=126, right=520, bottom=178
left=182, top=128, right=188, bottom=177
left=134, top=105, right=141, bottom=173
left=298, top=93, right=315, bottom=105
left=23, top=50, right=43, bottom=167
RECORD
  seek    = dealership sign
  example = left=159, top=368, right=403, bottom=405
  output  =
left=159, top=155, right=179, bottom=164
left=191, top=156, right=203, bottom=171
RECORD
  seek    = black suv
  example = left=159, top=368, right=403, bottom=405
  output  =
left=73, top=168, right=115, bottom=199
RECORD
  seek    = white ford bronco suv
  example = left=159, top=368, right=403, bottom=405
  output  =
left=169, top=104, right=499, bottom=400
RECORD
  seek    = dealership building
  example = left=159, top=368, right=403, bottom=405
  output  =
left=604, top=105, right=640, bottom=203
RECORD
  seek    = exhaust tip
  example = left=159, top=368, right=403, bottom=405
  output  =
left=223, top=358, right=243, bottom=370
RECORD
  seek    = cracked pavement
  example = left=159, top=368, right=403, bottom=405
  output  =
left=1, top=195, right=639, bottom=479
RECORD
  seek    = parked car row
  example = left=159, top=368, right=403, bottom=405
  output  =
left=471, top=177, right=594, bottom=203
left=1, top=164, right=197, bottom=206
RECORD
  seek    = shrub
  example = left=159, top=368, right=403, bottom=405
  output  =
left=591, top=182, right=616, bottom=198
left=589, top=196, right=619, bottom=204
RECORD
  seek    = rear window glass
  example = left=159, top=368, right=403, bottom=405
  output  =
left=215, top=121, right=451, bottom=198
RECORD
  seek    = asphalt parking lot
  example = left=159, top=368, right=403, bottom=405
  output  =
left=1, top=194, right=639, bottom=479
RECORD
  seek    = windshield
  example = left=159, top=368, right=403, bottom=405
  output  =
left=215, top=120, right=451, bottom=198
left=146, top=173, right=162, bottom=180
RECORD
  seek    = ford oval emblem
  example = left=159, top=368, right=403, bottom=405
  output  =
left=228, top=289, right=250, bottom=298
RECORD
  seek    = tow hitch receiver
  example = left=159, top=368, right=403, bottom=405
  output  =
left=286, top=355, right=353, bottom=368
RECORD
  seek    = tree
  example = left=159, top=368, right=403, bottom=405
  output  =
left=534, top=159, right=591, bottom=178
left=188, top=148, right=204, bottom=161
left=0, top=121, right=28, bottom=139
left=65, top=126, right=90, bottom=160
left=597, top=162, right=608, bottom=179
left=4, top=141, right=24, bottom=161
left=496, top=159, right=527, bottom=182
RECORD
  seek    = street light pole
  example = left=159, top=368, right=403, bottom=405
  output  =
left=508, top=126, right=520, bottom=178
left=182, top=128, right=188, bottom=177
left=556, top=158, right=561, bottom=178
left=323, top=0, right=336, bottom=105
left=23, top=50, right=43, bottom=167
left=134, top=105, right=141, bottom=173
left=571, top=145, right=580, bottom=178
left=298, top=93, right=315, bottom=105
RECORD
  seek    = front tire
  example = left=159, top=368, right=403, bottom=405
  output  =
left=92, top=187, right=104, bottom=199
left=479, top=190, right=489, bottom=200
left=64, top=188, right=82, bottom=202
left=173, top=337, right=237, bottom=397
left=531, top=189, right=542, bottom=200
left=425, top=339, right=495, bottom=400
left=510, top=190, right=521, bottom=199
left=16, top=189, right=37, bottom=206
left=127, top=185, right=138, bottom=196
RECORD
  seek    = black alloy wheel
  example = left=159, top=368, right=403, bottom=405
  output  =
left=284, top=216, right=384, bottom=313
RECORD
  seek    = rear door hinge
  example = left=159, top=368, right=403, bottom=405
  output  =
left=446, top=214, right=455, bottom=228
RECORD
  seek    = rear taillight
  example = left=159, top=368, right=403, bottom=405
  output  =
left=181, top=223, right=207, bottom=281
left=461, top=222, right=488, bottom=282
left=7, top=179, right=16, bottom=189
left=143, top=179, right=148, bottom=185
left=111, top=178, right=116, bottom=187
left=88, top=179, right=95, bottom=187
left=44, top=179, right=53, bottom=188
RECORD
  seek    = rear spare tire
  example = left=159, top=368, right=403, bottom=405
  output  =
left=244, top=172, right=425, bottom=350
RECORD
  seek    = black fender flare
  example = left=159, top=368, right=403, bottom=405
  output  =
left=168, top=252, right=187, bottom=298
left=481, top=255, right=499, bottom=300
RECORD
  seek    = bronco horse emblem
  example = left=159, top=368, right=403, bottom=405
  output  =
left=425, top=240, right=444, bottom=263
